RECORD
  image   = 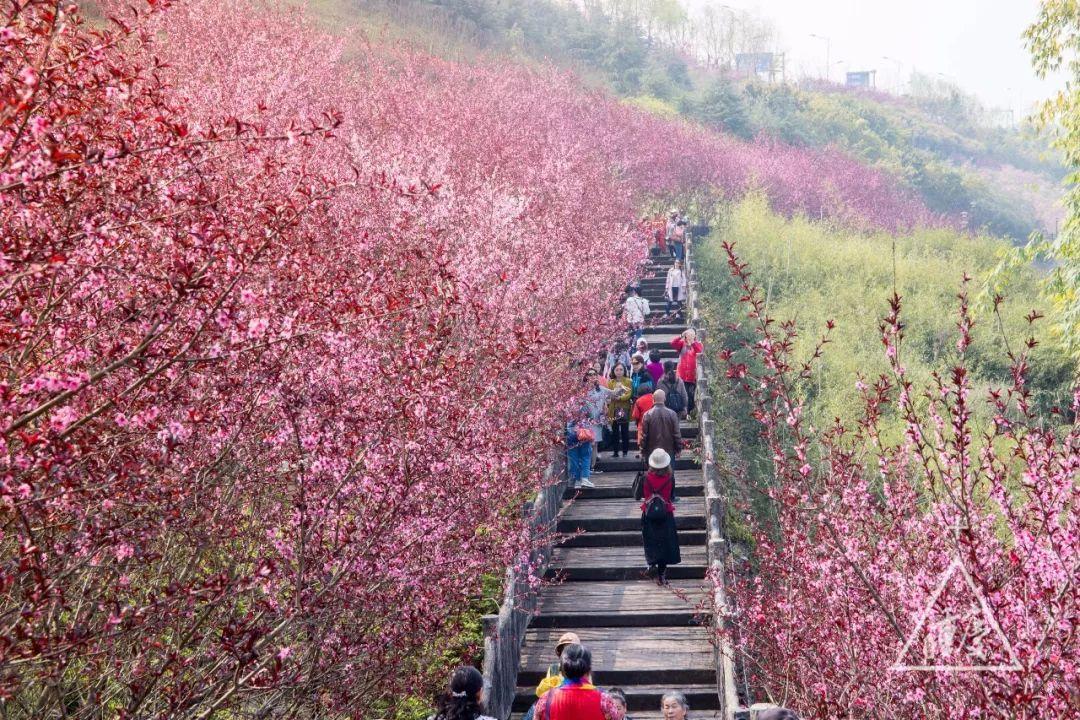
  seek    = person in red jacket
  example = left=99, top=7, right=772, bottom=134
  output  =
left=533, top=644, right=624, bottom=720
left=641, top=448, right=680, bottom=586
left=630, top=380, right=654, bottom=456
left=671, top=328, right=703, bottom=415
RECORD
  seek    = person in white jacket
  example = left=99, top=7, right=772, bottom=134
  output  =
left=623, top=286, right=650, bottom=342
left=665, top=260, right=687, bottom=315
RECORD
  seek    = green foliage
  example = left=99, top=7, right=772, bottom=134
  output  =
left=376, top=572, right=505, bottom=720
left=1018, top=0, right=1080, bottom=356
left=738, top=83, right=1058, bottom=240
left=687, top=77, right=752, bottom=139
left=623, top=94, right=680, bottom=119
left=697, top=196, right=1074, bottom=433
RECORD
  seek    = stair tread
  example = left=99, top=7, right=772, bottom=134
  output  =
left=558, top=529, right=707, bottom=547
left=566, top=471, right=703, bottom=489
left=518, top=626, right=715, bottom=675
left=551, top=544, right=707, bottom=569
left=537, top=579, right=708, bottom=615
left=562, top=497, right=704, bottom=521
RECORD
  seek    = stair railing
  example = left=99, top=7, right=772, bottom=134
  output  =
left=481, top=448, right=568, bottom=720
left=686, top=228, right=743, bottom=719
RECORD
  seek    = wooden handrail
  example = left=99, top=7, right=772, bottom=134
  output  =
left=481, top=448, right=568, bottom=720
left=687, top=228, right=744, bottom=719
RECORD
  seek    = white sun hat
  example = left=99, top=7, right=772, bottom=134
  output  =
left=648, top=448, right=671, bottom=469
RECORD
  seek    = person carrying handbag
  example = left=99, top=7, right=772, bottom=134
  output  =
left=566, top=414, right=596, bottom=490
left=640, top=449, right=681, bottom=586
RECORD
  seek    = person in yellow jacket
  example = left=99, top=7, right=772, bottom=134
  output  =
left=535, top=632, right=580, bottom=697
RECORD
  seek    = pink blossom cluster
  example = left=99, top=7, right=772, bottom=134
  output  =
left=719, top=243, right=1078, bottom=718
left=1, top=0, right=943, bottom=716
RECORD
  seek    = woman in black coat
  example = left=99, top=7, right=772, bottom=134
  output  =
left=641, top=448, right=681, bottom=585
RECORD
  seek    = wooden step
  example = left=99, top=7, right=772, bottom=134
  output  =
left=626, top=422, right=698, bottom=438
left=530, top=579, right=709, bottom=628
left=640, top=330, right=690, bottom=341
left=594, top=454, right=699, bottom=472
left=515, top=627, right=716, bottom=689
left=559, top=497, right=706, bottom=533
left=641, top=323, right=690, bottom=333
left=559, top=528, right=707, bottom=547
left=563, top=471, right=703, bottom=500
left=629, top=344, right=679, bottom=355
left=599, top=432, right=701, bottom=452
left=545, top=545, right=707, bottom=581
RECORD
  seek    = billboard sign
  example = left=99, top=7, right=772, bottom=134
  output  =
left=846, top=70, right=875, bottom=88
left=735, top=53, right=774, bottom=75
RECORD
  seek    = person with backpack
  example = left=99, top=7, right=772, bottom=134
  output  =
left=532, top=644, right=625, bottom=720
left=641, top=448, right=680, bottom=586
left=656, top=360, right=688, bottom=419
left=622, top=287, right=650, bottom=343
left=671, top=329, right=704, bottom=415
left=664, top=259, right=687, bottom=316
left=429, top=666, right=497, bottom=720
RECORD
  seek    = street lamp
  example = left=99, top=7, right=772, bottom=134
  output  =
left=719, top=5, right=739, bottom=71
left=882, top=55, right=903, bottom=94
left=810, top=33, right=830, bottom=81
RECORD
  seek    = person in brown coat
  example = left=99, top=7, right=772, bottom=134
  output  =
left=640, top=389, right=681, bottom=461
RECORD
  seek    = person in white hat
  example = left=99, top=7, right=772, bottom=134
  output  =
left=641, top=448, right=680, bottom=586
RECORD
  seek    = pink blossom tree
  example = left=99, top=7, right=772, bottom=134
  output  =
left=0, top=0, right=960, bottom=716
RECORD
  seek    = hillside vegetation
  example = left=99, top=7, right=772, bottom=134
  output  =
left=294, top=0, right=1065, bottom=243
left=697, top=196, right=1073, bottom=452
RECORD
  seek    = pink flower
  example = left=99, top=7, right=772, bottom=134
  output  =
left=19, top=66, right=38, bottom=87
left=247, top=317, right=269, bottom=339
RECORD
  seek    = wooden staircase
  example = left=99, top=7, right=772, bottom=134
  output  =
left=511, top=252, right=720, bottom=720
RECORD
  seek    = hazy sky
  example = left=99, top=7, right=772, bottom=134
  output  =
left=700, top=0, right=1064, bottom=117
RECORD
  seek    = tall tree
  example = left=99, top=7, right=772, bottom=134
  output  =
left=1024, top=1, right=1080, bottom=357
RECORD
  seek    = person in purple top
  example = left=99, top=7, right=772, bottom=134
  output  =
left=645, top=350, right=664, bottom=386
